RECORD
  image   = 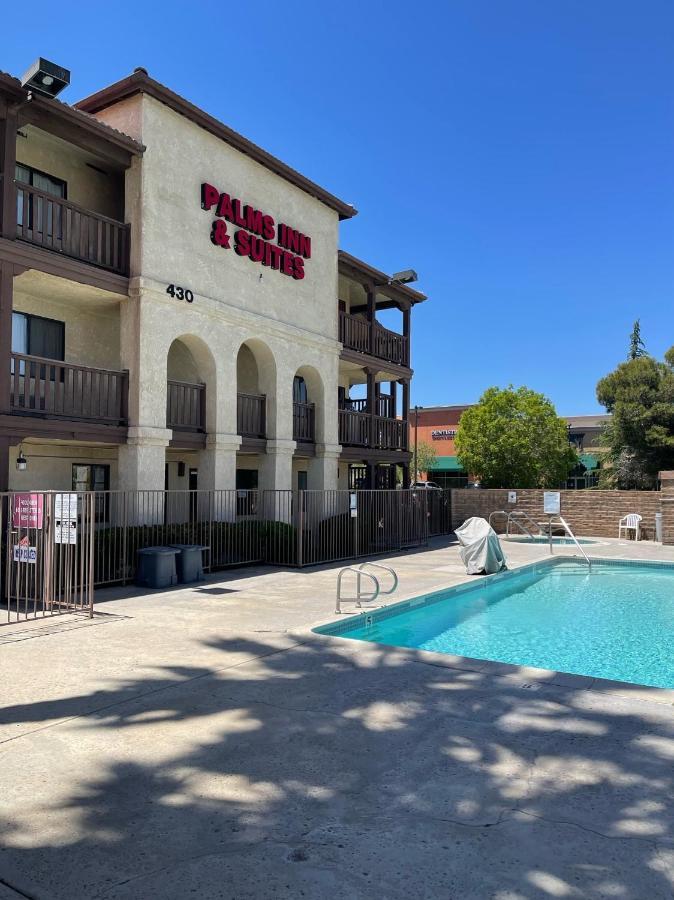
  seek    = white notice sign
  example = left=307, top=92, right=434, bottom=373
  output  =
left=55, top=521, right=78, bottom=545
left=55, top=493, right=78, bottom=521
left=350, top=492, right=358, bottom=518
left=543, top=492, right=561, bottom=515
left=508, top=491, right=517, bottom=504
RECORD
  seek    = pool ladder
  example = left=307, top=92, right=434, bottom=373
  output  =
left=335, top=563, right=399, bottom=614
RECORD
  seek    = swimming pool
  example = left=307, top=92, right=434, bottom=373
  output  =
left=315, top=559, right=674, bottom=689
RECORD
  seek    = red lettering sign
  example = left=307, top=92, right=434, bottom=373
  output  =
left=201, top=183, right=310, bottom=280
left=12, top=493, right=44, bottom=529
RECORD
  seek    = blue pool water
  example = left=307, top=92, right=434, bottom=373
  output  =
left=316, top=560, right=674, bottom=689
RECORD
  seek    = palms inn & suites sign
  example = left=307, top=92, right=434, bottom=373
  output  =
left=201, top=182, right=311, bottom=280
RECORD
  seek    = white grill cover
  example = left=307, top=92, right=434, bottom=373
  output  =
left=455, top=517, right=508, bottom=575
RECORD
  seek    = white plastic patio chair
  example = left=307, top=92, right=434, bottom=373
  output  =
left=618, top=513, right=642, bottom=540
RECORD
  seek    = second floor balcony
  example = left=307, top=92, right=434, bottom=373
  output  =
left=9, top=352, right=128, bottom=425
left=16, top=182, right=130, bottom=277
left=338, top=408, right=408, bottom=451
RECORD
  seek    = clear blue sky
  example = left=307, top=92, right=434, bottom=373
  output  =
left=5, top=1, right=674, bottom=414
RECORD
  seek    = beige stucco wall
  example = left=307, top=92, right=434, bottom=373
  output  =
left=8, top=442, right=119, bottom=491
left=100, top=92, right=344, bottom=491
left=17, top=127, right=124, bottom=221
left=13, top=274, right=122, bottom=371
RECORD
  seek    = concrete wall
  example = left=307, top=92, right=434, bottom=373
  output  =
left=451, top=489, right=662, bottom=540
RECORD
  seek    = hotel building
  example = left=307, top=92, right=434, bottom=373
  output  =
left=0, top=64, right=425, bottom=497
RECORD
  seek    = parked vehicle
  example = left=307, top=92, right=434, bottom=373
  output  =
left=411, top=481, right=442, bottom=490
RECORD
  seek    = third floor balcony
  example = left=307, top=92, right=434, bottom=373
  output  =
left=16, top=182, right=130, bottom=277
left=338, top=310, right=409, bottom=368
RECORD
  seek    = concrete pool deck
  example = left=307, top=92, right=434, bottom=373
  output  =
left=1, top=536, right=673, bottom=898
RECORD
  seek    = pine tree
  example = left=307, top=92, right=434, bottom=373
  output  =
left=628, top=319, right=647, bottom=360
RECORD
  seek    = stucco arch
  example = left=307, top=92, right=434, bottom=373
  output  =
left=166, top=333, right=218, bottom=432
left=235, top=337, right=279, bottom=438
left=293, top=363, right=326, bottom=443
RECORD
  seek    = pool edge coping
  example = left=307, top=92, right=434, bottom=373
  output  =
left=304, top=554, right=674, bottom=706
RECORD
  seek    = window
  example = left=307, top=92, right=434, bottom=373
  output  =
left=16, top=163, right=67, bottom=199
left=293, top=376, right=308, bottom=404
left=297, top=471, right=308, bottom=492
left=73, top=464, right=110, bottom=522
left=16, top=163, right=67, bottom=239
left=11, top=312, right=65, bottom=361
left=236, top=469, right=258, bottom=515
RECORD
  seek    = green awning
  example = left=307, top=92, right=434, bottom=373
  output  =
left=428, top=456, right=465, bottom=472
left=579, top=453, right=599, bottom=470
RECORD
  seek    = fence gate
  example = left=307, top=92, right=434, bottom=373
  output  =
left=1, top=491, right=95, bottom=626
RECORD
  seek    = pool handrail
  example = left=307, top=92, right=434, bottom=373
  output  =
left=556, top=515, right=592, bottom=570
left=335, top=566, right=380, bottom=615
left=357, top=562, right=398, bottom=598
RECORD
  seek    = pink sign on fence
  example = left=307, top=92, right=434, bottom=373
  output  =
left=12, top=493, right=44, bottom=530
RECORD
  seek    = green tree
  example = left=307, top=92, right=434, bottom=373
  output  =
left=628, top=319, right=647, bottom=360
left=454, top=386, right=576, bottom=488
left=596, top=346, right=674, bottom=488
left=410, top=440, right=437, bottom=479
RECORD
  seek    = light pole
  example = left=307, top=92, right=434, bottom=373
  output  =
left=413, top=405, right=422, bottom=484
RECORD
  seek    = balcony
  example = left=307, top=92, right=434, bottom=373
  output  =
left=167, top=380, right=205, bottom=432
left=338, top=409, right=408, bottom=451
left=339, top=311, right=409, bottom=367
left=237, top=392, right=266, bottom=439
left=293, top=401, right=315, bottom=443
left=16, top=183, right=130, bottom=277
left=9, top=353, right=128, bottom=425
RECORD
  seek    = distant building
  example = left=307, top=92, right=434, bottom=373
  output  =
left=410, top=406, right=610, bottom=488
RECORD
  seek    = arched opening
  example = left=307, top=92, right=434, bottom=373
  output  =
left=236, top=339, right=277, bottom=441
left=165, top=335, right=217, bottom=510
left=166, top=335, right=216, bottom=434
left=235, top=339, right=278, bottom=500
left=292, top=365, right=324, bottom=445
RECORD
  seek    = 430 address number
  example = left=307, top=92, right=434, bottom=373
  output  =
left=166, top=284, right=194, bottom=303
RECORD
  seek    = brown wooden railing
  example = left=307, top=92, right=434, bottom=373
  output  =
left=339, top=409, right=371, bottom=447
left=16, top=183, right=130, bottom=276
left=339, top=311, right=370, bottom=354
left=237, top=392, right=266, bottom=439
left=339, top=311, right=409, bottom=367
left=373, top=322, right=409, bottom=367
left=339, top=409, right=408, bottom=450
left=343, top=395, right=394, bottom=418
left=293, top=401, right=315, bottom=443
left=9, top=353, right=128, bottom=424
left=373, top=415, right=408, bottom=451
left=167, top=381, right=205, bottom=432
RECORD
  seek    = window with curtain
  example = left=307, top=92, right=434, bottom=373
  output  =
left=11, top=312, right=65, bottom=360
left=15, top=163, right=67, bottom=235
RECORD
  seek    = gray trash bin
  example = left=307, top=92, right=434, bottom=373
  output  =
left=136, top=546, right=180, bottom=589
left=655, top=512, right=663, bottom=543
left=170, top=544, right=205, bottom=584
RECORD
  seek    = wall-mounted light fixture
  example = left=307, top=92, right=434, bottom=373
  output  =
left=16, top=446, right=27, bottom=472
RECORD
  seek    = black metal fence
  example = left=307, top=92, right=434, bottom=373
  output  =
left=88, top=487, right=452, bottom=586
left=1, top=489, right=453, bottom=609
